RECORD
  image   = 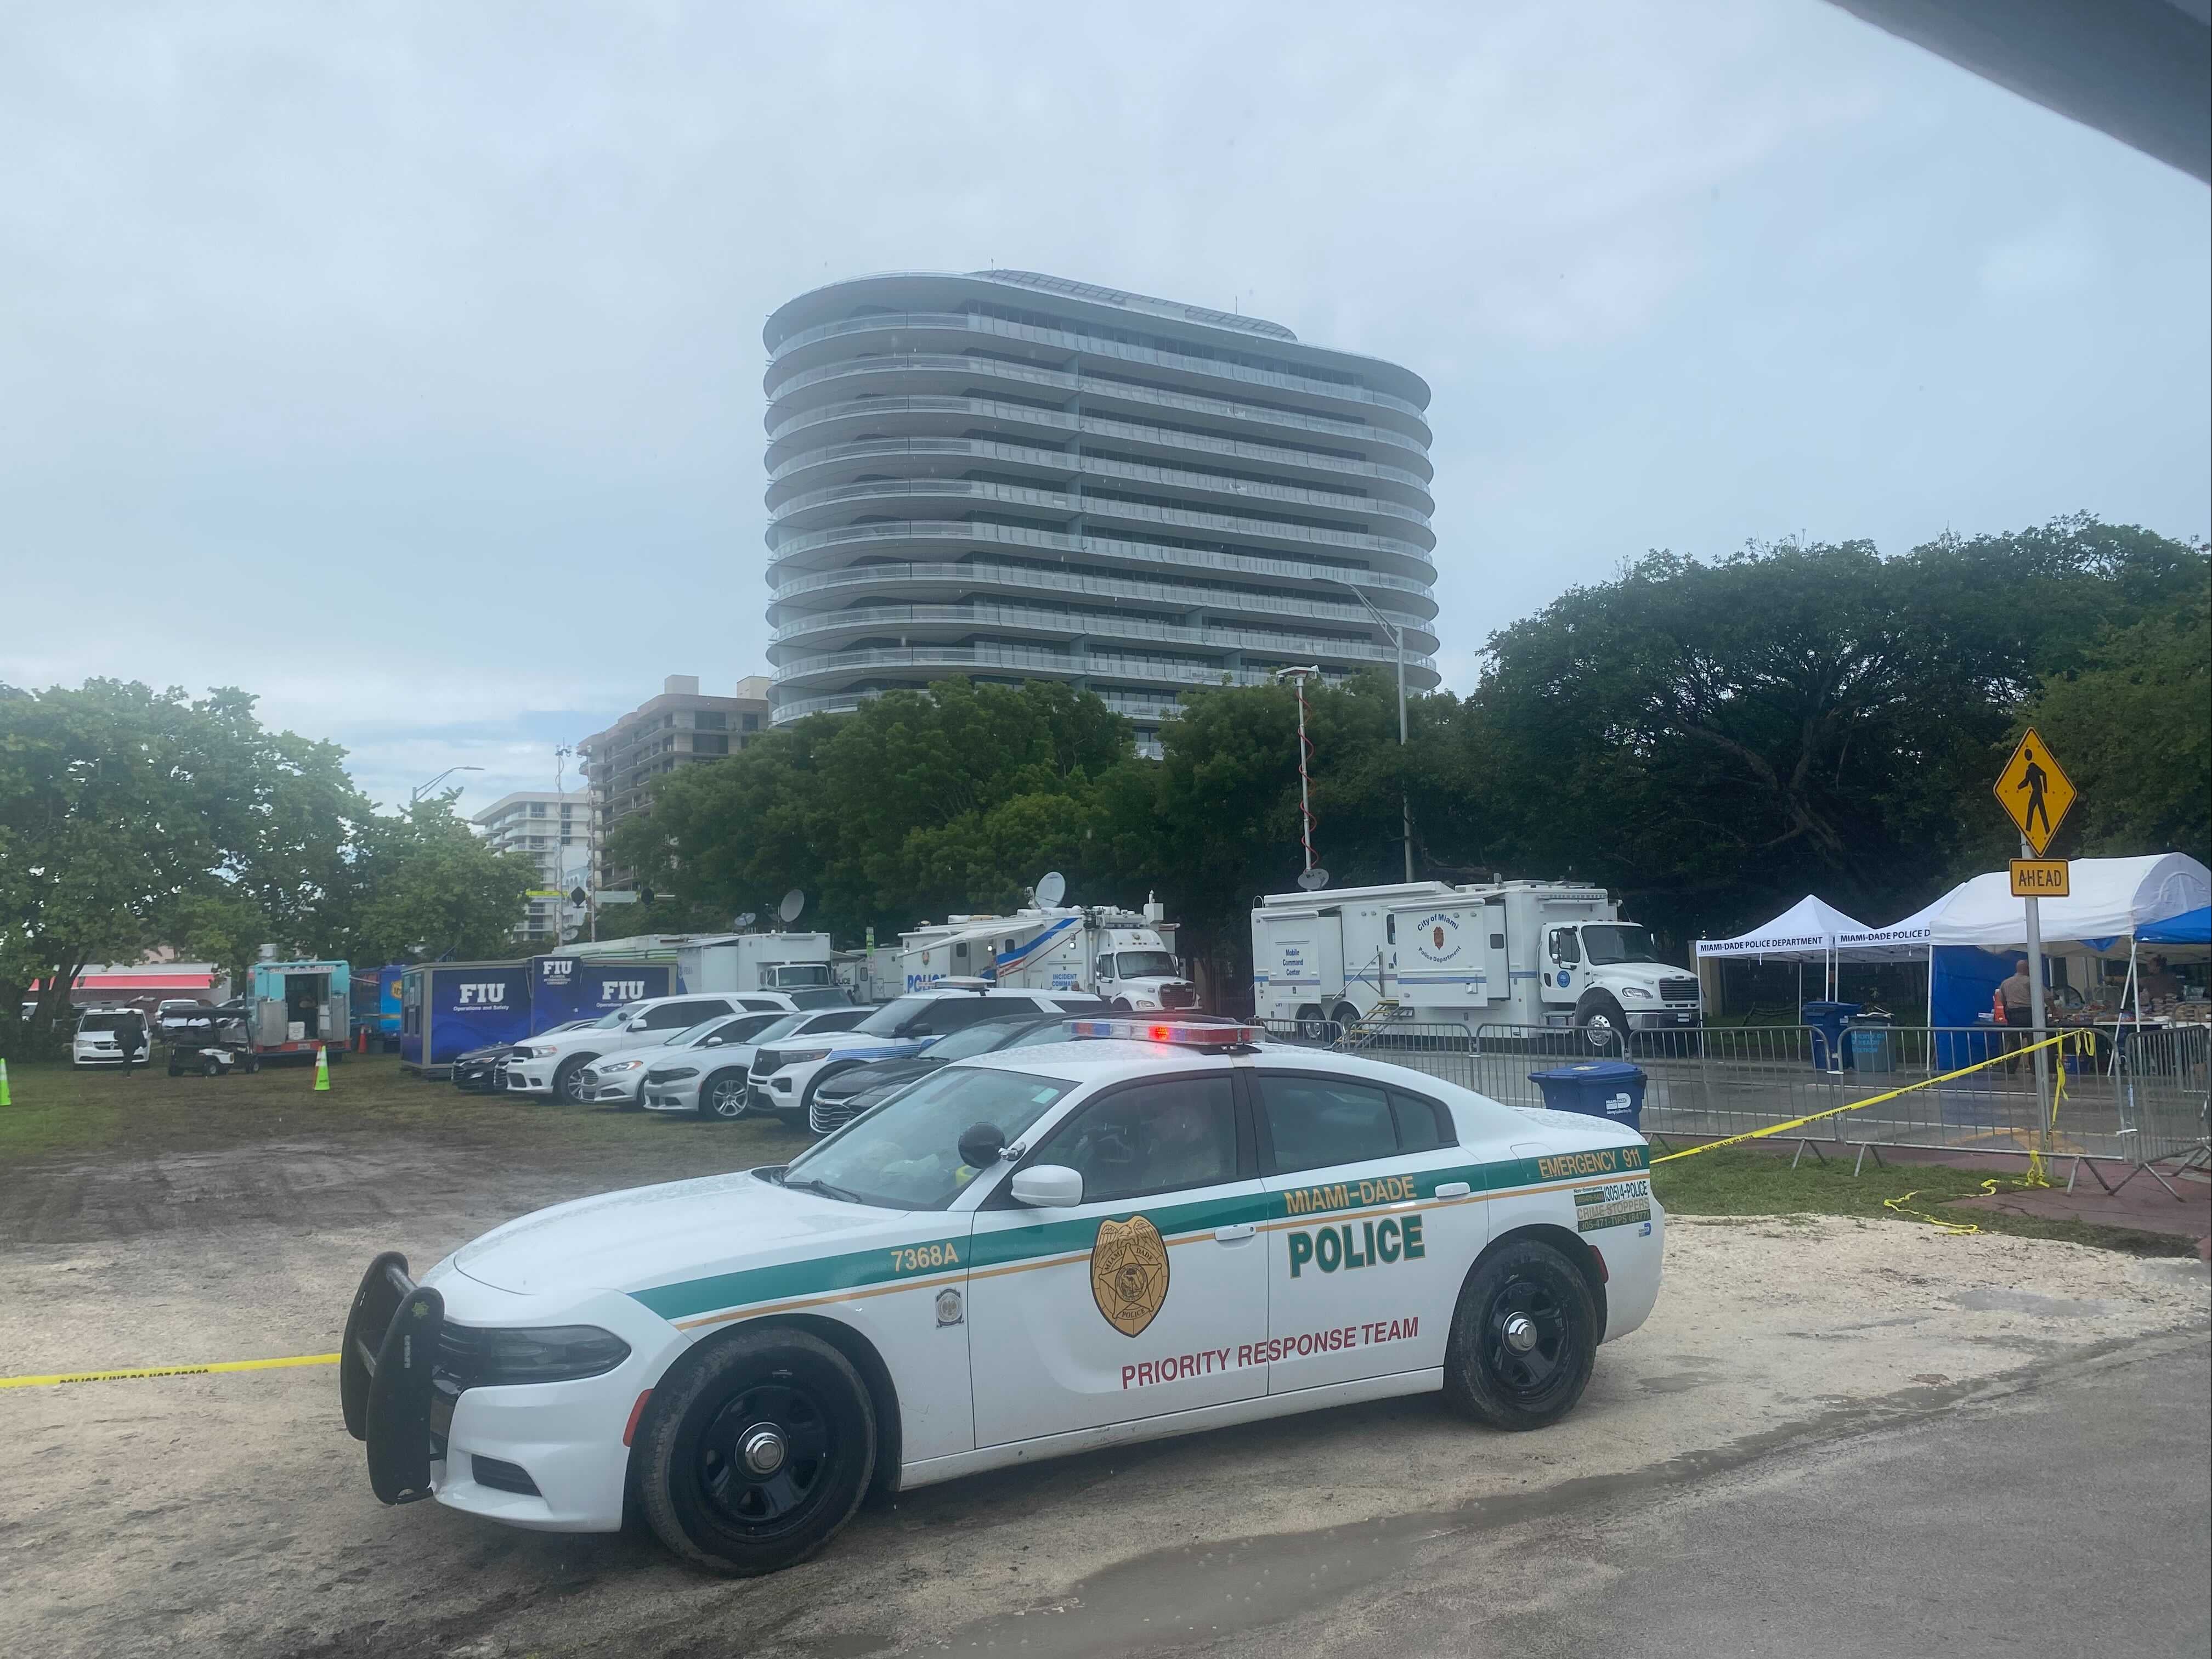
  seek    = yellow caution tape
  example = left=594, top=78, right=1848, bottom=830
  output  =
left=0, top=1352, right=338, bottom=1390
left=1651, top=1028, right=2080, bottom=1165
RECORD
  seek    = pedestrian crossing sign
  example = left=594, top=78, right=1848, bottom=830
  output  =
left=1994, top=729, right=2077, bottom=857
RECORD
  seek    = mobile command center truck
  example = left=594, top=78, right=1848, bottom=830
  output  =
left=673, top=933, right=837, bottom=997
left=898, top=901, right=1198, bottom=1010
left=248, top=958, right=352, bottom=1060
left=1252, top=879, right=1700, bottom=1045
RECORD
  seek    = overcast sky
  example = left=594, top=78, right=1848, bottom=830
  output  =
left=4, top=1, right=2206, bottom=815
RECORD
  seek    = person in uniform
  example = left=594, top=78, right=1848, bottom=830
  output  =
left=1998, top=958, right=2038, bottom=1073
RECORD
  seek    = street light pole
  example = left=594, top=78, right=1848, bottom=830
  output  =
left=408, top=764, right=484, bottom=805
left=1322, top=579, right=1413, bottom=882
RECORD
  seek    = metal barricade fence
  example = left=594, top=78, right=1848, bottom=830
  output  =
left=1254, top=1019, right=2211, bottom=1172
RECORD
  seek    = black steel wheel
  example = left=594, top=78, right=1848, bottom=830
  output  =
left=699, top=1070, right=749, bottom=1122
left=1443, top=1238, right=1598, bottom=1431
left=639, top=1326, right=875, bottom=1576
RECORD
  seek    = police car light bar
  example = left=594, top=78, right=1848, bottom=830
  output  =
left=1066, top=1019, right=1262, bottom=1047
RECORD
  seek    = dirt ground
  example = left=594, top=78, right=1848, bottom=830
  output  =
left=1, top=1062, right=2206, bottom=1657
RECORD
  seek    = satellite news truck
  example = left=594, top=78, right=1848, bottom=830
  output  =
left=898, top=898, right=1197, bottom=1011
left=1252, top=879, right=1700, bottom=1043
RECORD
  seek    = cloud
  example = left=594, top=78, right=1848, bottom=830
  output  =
left=2, top=0, right=2205, bottom=782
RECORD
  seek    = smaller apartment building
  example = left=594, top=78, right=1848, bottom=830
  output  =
left=578, top=675, right=770, bottom=890
left=471, top=791, right=596, bottom=943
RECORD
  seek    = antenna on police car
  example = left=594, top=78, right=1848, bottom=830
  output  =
left=778, top=889, right=806, bottom=928
left=1034, top=871, right=1067, bottom=909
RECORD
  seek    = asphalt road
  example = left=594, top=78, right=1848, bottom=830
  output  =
left=972, top=1328, right=2211, bottom=1659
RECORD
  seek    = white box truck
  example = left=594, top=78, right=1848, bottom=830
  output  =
left=898, top=899, right=1197, bottom=1011
left=1252, top=879, right=1700, bottom=1044
left=675, top=933, right=839, bottom=997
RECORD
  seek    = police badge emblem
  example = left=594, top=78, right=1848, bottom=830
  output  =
left=1090, top=1215, right=1170, bottom=1337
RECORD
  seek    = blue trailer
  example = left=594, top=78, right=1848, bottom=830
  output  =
left=528, top=956, right=672, bottom=1028
left=399, top=961, right=534, bottom=1072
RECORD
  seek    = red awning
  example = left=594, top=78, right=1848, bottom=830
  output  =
left=31, top=970, right=223, bottom=992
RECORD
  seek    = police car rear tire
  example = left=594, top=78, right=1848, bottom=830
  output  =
left=1442, top=1239, right=1598, bottom=1431
left=638, top=1325, right=877, bottom=1577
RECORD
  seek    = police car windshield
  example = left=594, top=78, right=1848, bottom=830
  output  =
left=1115, top=951, right=1176, bottom=979
left=1581, top=926, right=1662, bottom=966
left=853, top=994, right=952, bottom=1036
left=783, top=1067, right=1074, bottom=1209
left=921, top=1018, right=1051, bottom=1060
left=748, top=1012, right=818, bottom=1044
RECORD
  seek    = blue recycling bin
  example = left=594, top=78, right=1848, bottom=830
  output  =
left=1527, top=1060, right=1647, bottom=1132
left=1802, top=1001, right=1862, bottom=1071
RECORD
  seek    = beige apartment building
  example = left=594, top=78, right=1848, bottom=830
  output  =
left=578, top=675, right=770, bottom=890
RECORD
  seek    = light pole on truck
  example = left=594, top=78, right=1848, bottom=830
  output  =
left=1319, top=578, right=1415, bottom=883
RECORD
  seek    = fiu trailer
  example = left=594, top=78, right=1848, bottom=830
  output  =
left=341, top=1018, right=1662, bottom=1576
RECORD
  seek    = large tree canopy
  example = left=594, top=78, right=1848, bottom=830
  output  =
left=1, top=680, right=536, bottom=1056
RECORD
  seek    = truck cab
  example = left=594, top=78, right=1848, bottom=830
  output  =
left=1538, top=919, right=1701, bottom=1042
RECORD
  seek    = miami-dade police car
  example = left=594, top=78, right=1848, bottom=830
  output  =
left=341, top=1019, right=1662, bottom=1577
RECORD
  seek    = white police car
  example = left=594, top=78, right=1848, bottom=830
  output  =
left=341, top=1019, right=1662, bottom=1577
left=507, top=992, right=829, bottom=1103
left=746, top=984, right=1102, bottom=1128
left=642, top=1007, right=874, bottom=1121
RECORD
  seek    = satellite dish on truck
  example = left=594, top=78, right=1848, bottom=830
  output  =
left=778, top=889, right=806, bottom=926
left=1296, top=867, right=1331, bottom=892
left=734, top=911, right=757, bottom=930
left=1034, top=871, right=1067, bottom=909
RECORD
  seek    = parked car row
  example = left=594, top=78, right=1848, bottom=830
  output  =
left=437, top=984, right=1132, bottom=1132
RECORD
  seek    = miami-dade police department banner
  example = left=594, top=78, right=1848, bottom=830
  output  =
left=423, top=964, right=533, bottom=1063
left=527, top=957, right=670, bottom=1032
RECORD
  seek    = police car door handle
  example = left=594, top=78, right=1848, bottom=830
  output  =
left=1214, top=1223, right=1256, bottom=1243
left=1435, top=1181, right=1471, bottom=1199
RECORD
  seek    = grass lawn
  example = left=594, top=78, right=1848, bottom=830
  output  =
left=1650, top=1144, right=2200, bottom=1256
left=0, top=1051, right=792, bottom=1167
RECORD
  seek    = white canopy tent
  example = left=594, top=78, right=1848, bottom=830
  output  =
left=1925, top=854, right=2209, bottom=952
left=1696, top=895, right=1875, bottom=1006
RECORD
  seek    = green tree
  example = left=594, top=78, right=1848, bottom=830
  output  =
left=0, top=680, right=368, bottom=1057
left=328, top=798, right=541, bottom=967
left=2013, top=592, right=2211, bottom=867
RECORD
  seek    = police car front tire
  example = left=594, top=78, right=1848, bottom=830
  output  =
left=1442, top=1238, right=1598, bottom=1432
left=637, top=1325, right=877, bottom=1577
left=700, top=1070, right=749, bottom=1121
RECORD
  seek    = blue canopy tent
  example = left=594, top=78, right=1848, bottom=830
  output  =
left=2137, top=906, right=2210, bottom=947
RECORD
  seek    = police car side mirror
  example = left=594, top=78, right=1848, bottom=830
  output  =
left=704, top=1036, right=724, bottom=1046
left=627, top=1018, right=649, bottom=1031
left=1010, top=1165, right=1083, bottom=1208
left=957, top=1122, right=1006, bottom=1167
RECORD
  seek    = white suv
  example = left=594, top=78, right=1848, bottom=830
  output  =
left=507, top=991, right=845, bottom=1103
left=748, top=986, right=1104, bottom=1128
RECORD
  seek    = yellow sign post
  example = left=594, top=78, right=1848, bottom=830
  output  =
left=1993, top=729, right=2080, bottom=1159
left=1993, top=729, right=2077, bottom=857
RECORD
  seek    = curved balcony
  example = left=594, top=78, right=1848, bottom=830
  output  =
left=766, top=311, right=1430, bottom=431
left=767, top=396, right=1434, bottom=492
left=764, top=355, right=1432, bottom=464
left=772, top=642, right=1354, bottom=695
left=767, top=478, right=1436, bottom=567
left=769, top=684, right=1221, bottom=729
left=766, top=520, right=1438, bottom=602
left=766, top=559, right=1440, bottom=644
left=767, top=437, right=1434, bottom=534
left=765, top=601, right=1440, bottom=680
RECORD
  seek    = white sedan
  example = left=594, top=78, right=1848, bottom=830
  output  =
left=341, top=1020, right=1662, bottom=1577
